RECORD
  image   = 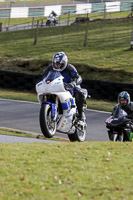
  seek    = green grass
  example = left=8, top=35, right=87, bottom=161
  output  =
left=0, top=127, right=64, bottom=141
left=1, top=17, right=46, bottom=27
left=0, top=88, right=37, bottom=102
left=87, top=99, right=113, bottom=112
left=0, top=17, right=133, bottom=82
left=0, top=11, right=132, bottom=199
left=0, top=142, right=132, bottom=200
left=0, top=88, right=114, bottom=112
left=0, top=10, right=130, bottom=26
left=0, top=127, right=37, bottom=138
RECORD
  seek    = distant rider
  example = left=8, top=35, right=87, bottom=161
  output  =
left=51, top=10, right=57, bottom=17
left=42, top=52, right=86, bottom=122
left=50, top=11, right=57, bottom=25
left=112, top=91, right=133, bottom=120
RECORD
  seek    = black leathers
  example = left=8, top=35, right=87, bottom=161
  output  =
left=112, top=102, right=133, bottom=120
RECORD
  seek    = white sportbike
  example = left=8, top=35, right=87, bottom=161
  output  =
left=36, top=70, right=88, bottom=142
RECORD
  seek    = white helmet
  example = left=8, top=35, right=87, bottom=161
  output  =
left=52, top=52, right=68, bottom=72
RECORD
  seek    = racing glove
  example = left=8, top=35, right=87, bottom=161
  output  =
left=64, top=82, right=76, bottom=90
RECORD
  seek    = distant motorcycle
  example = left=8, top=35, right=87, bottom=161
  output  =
left=105, top=107, right=133, bottom=142
left=36, top=70, right=88, bottom=142
left=46, top=11, right=58, bottom=26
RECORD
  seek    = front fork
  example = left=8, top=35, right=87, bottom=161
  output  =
left=108, top=128, right=124, bottom=141
left=52, top=96, right=58, bottom=121
left=42, top=96, right=58, bottom=122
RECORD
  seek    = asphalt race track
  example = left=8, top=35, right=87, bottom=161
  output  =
left=0, top=99, right=111, bottom=142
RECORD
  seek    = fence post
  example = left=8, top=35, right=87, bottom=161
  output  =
left=104, top=4, right=106, bottom=20
left=34, top=20, right=39, bottom=45
left=67, top=11, right=70, bottom=26
left=41, top=19, right=43, bottom=27
left=128, top=2, right=133, bottom=17
left=87, top=12, right=88, bottom=19
left=0, top=22, right=2, bottom=32
left=131, top=3, right=133, bottom=17
left=58, top=16, right=60, bottom=26
left=76, top=20, right=79, bottom=32
left=32, top=17, right=34, bottom=29
left=130, top=20, right=133, bottom=49
left=84, top=20, right=89, bottom=47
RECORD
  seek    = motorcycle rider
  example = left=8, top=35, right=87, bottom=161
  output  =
left=48, top=11, right=57, bottom=26
left=42, top=52, right=86, bottom=122
left=111, top=91, right=133, bottom=141
left=51, top=10, right=57, bottom=17
left=112, top=91, right=133, bottom=120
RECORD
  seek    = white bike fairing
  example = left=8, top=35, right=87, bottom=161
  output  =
left=36, top=72, right=76, bottom=132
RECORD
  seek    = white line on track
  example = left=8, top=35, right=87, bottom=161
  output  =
left=0, top=98, right=110, bottom=140
left=0, top=98, right=111, bottom=114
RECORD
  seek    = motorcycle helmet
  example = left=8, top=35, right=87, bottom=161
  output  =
left=118, top=91, right=130, bottom=107
left=52, top=52, right=68, bottom=72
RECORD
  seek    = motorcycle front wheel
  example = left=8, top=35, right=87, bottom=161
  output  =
left=40, top=104, right=57, bottom=138
left=46, top=20, right=51, bottom=26
left=68, top=128, right=86, bottom=142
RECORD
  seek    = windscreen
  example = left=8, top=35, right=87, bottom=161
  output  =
left=113, top=106, right=127, bottom=118
left=45, top=70, right=61, bottom=82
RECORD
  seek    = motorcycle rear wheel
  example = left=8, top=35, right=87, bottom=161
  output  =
left=40, top=104, right=57, bottom=138
left=68, top=128, right=86, bottom=142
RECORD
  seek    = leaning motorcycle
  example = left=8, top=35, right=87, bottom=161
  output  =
left=46, top=15, right=58, bottom=26
left=35, top=70, right=88, bottom=142
left=105, top=107, right=133, bottom=142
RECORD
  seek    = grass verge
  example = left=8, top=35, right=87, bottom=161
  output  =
left=0, top=17, right=133, bottom=82
left=0, top=127, right=63, bottom=142
left=0, top=142, right=132, bottom=200
left=0, top=88, right=114, bottom=112
left=0, top=88, right=37, bottom=102
left=0, top=127, right=37, bottom=138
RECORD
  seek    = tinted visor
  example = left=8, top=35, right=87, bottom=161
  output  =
left=54, top=62, right=64, bottom=69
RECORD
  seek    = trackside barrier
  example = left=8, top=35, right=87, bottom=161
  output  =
left=0, top=2, right=133, bottom=19
left=1, top=70, right=133, bottom=101
left=0, top=70, right=41, bottom=91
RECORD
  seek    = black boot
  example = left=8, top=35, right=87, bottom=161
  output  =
left=77, top=110, right=86, bottom=122
left=74, top=87, right=86, bottom=122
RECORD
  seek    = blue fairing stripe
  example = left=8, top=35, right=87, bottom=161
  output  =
left=61, top=101, right=71, bottom=110
left=71, top=98, right=74, bottom=105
